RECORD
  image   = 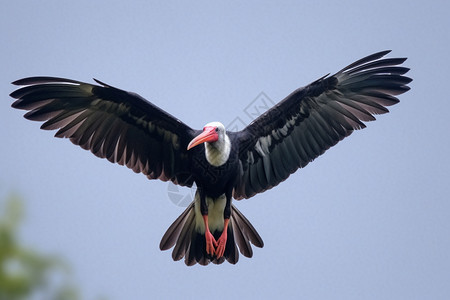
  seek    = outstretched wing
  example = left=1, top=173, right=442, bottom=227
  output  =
left=234, top=50, right=412, bottom=199
left=10, top=77, right=196, bottom=186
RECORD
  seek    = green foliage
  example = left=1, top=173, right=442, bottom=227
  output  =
left=0, top=194, right=79, bottom=300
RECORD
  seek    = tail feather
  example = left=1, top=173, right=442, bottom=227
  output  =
left=223, top=223, right=239, bottom=264
left=186, top=231, right=203, bottom=266
left=160, top=202, right=263, bottom=266
left=159, top=202, right=194, bottom=251
left=172, top=210, right=195, bottom=261
left=232, top=205, right=264, bottom=250
left=231, top=213, right=253, bottom=257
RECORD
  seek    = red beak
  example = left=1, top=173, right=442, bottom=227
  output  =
left=187, top=126, right=218, bottom=150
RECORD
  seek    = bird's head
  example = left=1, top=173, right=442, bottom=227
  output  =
left=187, top=122, right=226, bottom=150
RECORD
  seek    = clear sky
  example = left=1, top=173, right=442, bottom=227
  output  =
left=1, top=1, right=449, bottom=299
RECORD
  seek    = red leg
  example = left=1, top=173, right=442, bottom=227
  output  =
left=203, top=215, right=217, bottom=256
left=215, top=218, right=229, bottom=258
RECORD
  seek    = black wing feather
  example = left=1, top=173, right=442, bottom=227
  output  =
left=11, top=77, right=196, bottom=186
left=234, top=50, right=412, bottom=199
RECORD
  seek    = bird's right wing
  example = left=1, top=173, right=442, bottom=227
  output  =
left=11, top=77, right=197, bottom=186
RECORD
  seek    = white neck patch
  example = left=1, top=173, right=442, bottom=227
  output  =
left=203, top=122, right=230, bottom=167
left=205, top=134, right=231, bottom=166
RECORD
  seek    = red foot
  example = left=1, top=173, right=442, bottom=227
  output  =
left=205, top=230, right=217, bottom=256
left=215, top=218, right=229, bottom=258
left=215, top=231, right=227, bottom=258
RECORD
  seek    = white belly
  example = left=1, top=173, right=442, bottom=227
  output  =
left=193, top=191, right=226, bottom=233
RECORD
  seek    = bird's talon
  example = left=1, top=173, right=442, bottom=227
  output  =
left=205, top=231, right=217, bottom=256
left=215, top=233, right=227, bottom=258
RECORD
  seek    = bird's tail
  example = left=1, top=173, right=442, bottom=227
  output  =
left=159, top=202, right=264, bottom=266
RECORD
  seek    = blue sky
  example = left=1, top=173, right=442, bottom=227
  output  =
left=1, top=1, right=449, bottom=299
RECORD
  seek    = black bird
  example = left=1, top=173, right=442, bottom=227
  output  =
left=10, top=50, right=411, bottom=265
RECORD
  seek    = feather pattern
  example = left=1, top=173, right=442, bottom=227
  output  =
left=10, top=77, right=196, bottom=186
left=160, top=199, right=263, bottom=265
left=234, top=50, right=412, bottom=199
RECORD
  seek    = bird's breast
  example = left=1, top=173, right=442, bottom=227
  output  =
left=190, top=149, right=240, bottom=196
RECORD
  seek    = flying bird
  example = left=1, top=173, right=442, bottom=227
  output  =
left=10, top=50, right=411, bottom=266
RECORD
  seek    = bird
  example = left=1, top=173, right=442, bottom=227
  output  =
left=10, top=50, right=411, bottom=266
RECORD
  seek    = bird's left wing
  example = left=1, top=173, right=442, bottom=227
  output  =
left=233, top=51, right=411, bottom=199
left=11, top=77, right=196, bottom=186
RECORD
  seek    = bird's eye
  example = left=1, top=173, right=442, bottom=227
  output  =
left=215, top=127, right=219, bottom=132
